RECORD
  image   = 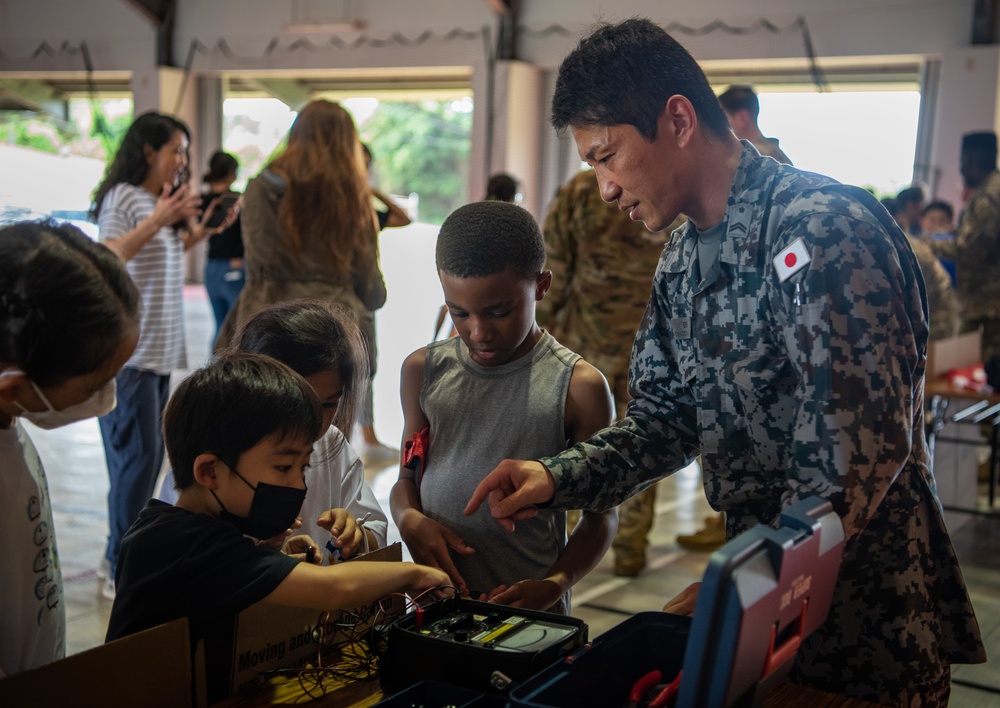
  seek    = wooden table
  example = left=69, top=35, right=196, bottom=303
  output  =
left=925, top=375, right=1000, bottom=515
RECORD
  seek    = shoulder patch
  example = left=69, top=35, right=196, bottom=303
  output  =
left=773, top=237, right=811, bottom=282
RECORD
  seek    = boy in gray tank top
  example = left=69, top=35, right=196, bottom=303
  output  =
left=390, top=201, right=616, bottom=614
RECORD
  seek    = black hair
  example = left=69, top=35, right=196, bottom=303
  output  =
left=895, top=186, right=924, bottom=209
left=485, top=173, right=518, bottom=202
left=233, top=299, right=368, bottom=438
left=436, top=201, right=544, bottom=280
left=962, top=132, right=998, bottom=173
left=0, top=220, right=140, bottom=387
left=91, top=112, right=189, bottom=220
left=879, top=197, right=898, bottom=219
left=717, top=86, right=760, bottom=120
left=202, top=151, right=239, bottom=183
left=164, top=352, right=323, bottom=490
left=551, top=18, right=731, bottom=141
left=922, top=200, right=954, bottom=221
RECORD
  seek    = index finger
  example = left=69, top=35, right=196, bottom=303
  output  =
left=464, top=472, right=501, bottom=517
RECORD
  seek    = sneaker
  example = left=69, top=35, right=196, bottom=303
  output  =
left=101, top=576, right=116, bottom=601
left=96, top=557, right=111, bottom=581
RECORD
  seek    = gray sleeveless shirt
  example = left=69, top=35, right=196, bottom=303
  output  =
left=419, top=331, right=579, bottom=612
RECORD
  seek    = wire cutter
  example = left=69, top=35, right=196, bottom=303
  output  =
left=626, top=668, right=683, bottom=708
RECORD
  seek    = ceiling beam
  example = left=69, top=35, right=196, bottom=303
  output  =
left=242, top=77, right=313, bottom=111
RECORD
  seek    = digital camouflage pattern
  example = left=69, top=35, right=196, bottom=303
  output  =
left=907, top=236, right=959, bottom=342
left=539, top=142, right=986, bottom=698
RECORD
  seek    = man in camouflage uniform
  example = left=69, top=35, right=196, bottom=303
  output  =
left=718, top=85, right=792, bottom=166
left=907, top=235, right=959, bottom=342
left=468, top=19, right=985, bottom=704
left=537, top=169, right=678, bottom=576
left=950, top=132, right=1000, bottom=360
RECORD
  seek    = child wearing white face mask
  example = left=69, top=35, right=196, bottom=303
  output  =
left=0, top=221, right=140, bottom=678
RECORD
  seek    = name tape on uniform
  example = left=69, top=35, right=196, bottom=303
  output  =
left=773, top=238, right=811, bottom=282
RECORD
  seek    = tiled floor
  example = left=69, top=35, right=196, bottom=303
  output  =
left=29, top=273, right=1000, bottom=705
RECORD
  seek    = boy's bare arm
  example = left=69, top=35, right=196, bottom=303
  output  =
left=390, top=349, right=474, bottom=594
left=264, top=560, right=451, bottom=610
left=563, top=359, right=614, bottom=444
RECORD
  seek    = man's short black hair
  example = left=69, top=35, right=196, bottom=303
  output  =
left=551, top=17, right=731, bottom=141
left=717, top=86, right=760, bottom=120
left=436, top=201, right=544, bottom=280
left=962, top=131, right=998, bottom=171
left=895, top=185, right=924, bottom=209
left=164, top=353, right=322, bottom=489
left=922, top=200, right=954, bottom=221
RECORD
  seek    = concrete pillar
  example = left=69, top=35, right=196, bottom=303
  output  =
left=130, top=66, right=213, bottom=282
left=927, top=45, right=1000, bottom=209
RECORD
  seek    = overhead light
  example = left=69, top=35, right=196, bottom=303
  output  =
left=283, top=20, right=367, bottom=34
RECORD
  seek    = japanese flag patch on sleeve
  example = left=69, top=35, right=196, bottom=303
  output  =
left=773, top=237, right=811, bottom=282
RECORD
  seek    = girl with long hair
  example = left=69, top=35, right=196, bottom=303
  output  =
left=227, top=101, right=386, bottom=389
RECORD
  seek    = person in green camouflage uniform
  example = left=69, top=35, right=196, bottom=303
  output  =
left=537, top=168, right=679, bottom=576
left=718, top=85, right=792, bottom=166
left=907, top=235, right=959, bottom=342
left=468, top=19, right=986, bottom=705
left=945, top=132, right=1000, bottom=360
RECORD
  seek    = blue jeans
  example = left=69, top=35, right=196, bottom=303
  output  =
left=204, top=258, right=245, bottom=341
left=99, top=367, right=170, bottom=575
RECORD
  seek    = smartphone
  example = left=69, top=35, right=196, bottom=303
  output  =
left=205, top=192, right=239, bottom=228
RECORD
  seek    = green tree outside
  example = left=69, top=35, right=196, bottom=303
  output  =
left=360, top=100, right=472, bottom=225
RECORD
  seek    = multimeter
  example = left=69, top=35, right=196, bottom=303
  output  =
left=380, top=597, right=588, bottom=696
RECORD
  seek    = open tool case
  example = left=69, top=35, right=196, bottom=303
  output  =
left=509, top=496, right=845, bottom=708
left=379, top=596, right=588, bottom=697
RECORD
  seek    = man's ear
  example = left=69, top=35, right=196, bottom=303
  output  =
left=536, top=270, right=553, bottom=300
left=192, top=453, right=222, bottom=490
left=664, top=95, right=697, bottom=149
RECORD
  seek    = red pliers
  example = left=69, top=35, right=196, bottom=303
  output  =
left=626, top=668, right=683, bottom=708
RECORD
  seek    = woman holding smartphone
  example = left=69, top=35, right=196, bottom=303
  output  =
left=201, top=151, right=244, bottom=341
left=90, top=112, right=231, bottom=599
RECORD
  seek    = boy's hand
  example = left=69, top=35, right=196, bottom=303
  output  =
left=662, top=582, right=700, bottom=616
left=397, top=509, right=474, bottom=595
left=283, top=534, right=321, bottom=562
left=317, top=508, right=363, bottom=559
left=481, top=579, right=562, bottom=611
left=257, top=516, right=303, bottom=550
left=405, top=563, right=455, bottom=601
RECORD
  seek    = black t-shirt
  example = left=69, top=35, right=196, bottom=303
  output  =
left=202, top=193, right=244, bottom=260
left=106, top=500, right=299, bottom=701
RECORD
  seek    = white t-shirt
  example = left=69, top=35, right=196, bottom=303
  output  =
left=98, top=183, right=187, bottom=375
left=299, top=426, right=388, bottom=556
left=157, top=426, right=387, bottom=555
left=0, top=422, right=66, bottom=678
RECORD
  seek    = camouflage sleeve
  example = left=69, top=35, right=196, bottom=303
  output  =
left=539, top=264, right=701, bottom=511
left=537, top=186, right=576, bottom=332
left=956, top=185, right=1000, bottom=259
left=768, top=211, right=923, bottom=547
left=909, top=237, right=959, bottom=341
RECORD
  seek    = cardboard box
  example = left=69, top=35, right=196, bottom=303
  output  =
left=0, top=618, right=198, bottom=708
left=225, top=542, right=403, bottom=697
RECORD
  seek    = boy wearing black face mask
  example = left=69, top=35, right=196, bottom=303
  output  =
left=105, top=353, right=449, bottom=703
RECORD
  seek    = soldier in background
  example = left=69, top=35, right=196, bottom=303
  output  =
left=948, top=131, right=1000, bottom=360
left=718, top=85, right=792, bottom=165
left=537, top=169, right=679, bottom=576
